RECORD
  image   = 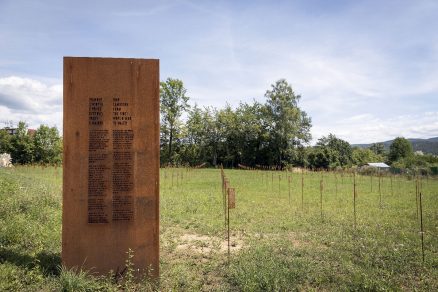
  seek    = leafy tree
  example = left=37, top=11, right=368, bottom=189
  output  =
left=181, top=104, right=227, bottom=166
left=158, top=77, right=313, bottom=168
left=160, top=78, right=190, bottom=164
left=390, top=151, right=438, bottom=170
left=10, top=121, right=34, bottom=164
left=33, top=125, right=62, bottom=164
left=315, top=134, right=352, bottom=168
left=235, top=101, right=268, bottom=166
left=263, top=79, right=311, bottom=166
left=200, top=107, right=221, bottom=166
left=370, top=143, right=385, bottom=155
left=183, top=105, right=219, bottom=165
left=307, top=147, right=331, bottom=169
left=0, top=129, right=12, bottom=153
left=183, top=105, right=204, bottom=164
left=352, top=147, right=384, bottom=166
left=293, top=146, right=308, bottom=168
left=216, top=104, right=240, bottom=167
left=388, top=137, right=413, bottom=163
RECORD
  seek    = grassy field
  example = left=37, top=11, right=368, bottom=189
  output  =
left=0, top=166, right=437, bottom=291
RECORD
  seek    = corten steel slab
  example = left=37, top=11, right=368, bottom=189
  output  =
left=62, top=57, right=159, bottom=277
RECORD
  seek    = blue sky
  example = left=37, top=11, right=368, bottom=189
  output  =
left=0, top=0, right=437, bottom=144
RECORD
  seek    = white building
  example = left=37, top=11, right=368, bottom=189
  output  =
left=366, top=162, right=390, bottom=169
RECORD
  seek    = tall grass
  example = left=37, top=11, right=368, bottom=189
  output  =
left=0, top=166, right=437, bottom=291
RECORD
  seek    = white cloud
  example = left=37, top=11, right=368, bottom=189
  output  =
left=0, top=1, right=437, bottom=144
left=0, top=76, right=62, bottom=130
left=312, top=112, right=438, bottom=144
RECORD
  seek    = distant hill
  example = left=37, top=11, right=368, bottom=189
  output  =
left=353, top=137, right=438, bottom=155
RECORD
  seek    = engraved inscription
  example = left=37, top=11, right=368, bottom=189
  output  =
left=113, top=97, right=132, bottom=126
left=112, top=98, right=134, bottom=221
left=87, top=97, right=135, bottom=223
left=88, top=98, right=109, bottom=223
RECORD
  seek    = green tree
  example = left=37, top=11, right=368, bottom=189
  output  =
left=160, top=78, right=190, bottom=164
left=183, top=102, right=271, bottom=168
left=183, top=104, right=204, bottom=164
left=370, top=142, right=385, bottom=155
left=158, top=77, right=314, bottom=168
left=183, top=105, right=220, bottom=165
left=315, top=134, right=352, bottom=168
left=33, top=125, right=62, bottom=164
left=0, top=129, right=12, bottom=153
left=235, top=101, right=268, bottom=166
left=216, top=104, right=240, bottom=167
left=307, top=147, right=332, bottom=169
left=200, top=107, right=221, bottom=166
left=10, top=121, right=34, bottom=164
left=352, top=147, right=384, bottom=166
left=388, top=137, right=413, bottom=163
left=263, top=79, right=311, bottom=167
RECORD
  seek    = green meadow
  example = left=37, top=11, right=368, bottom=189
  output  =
left=0, top=166, right=437, bottom=291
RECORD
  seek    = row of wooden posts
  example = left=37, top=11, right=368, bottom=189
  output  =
left=258, top=168, right=424, bottom=208
left=161, top=167, right=192, bottom=188
left=161, top=165, right=426, bottom=263
left=254, top=168, right=427, bottom=263
left=220, top=165, right=236, bottom=257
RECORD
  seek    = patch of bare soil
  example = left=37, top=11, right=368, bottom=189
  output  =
left=175, top=233, right=244, bottom=255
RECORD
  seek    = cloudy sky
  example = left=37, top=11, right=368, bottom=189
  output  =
left=0, top=0, right=437, bottom=144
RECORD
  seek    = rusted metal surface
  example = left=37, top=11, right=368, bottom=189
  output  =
left=62, top=57, right=159, bottom=277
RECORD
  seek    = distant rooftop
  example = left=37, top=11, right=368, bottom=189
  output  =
left=2, top=127, right=18, bottom=135
left=1, top=127, right=36, bottom=135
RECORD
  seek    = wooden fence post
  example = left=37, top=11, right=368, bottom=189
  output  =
left=320, top=179, right=323, bottom=221
left=301, top=169, right=304, bottom=210
left=419, top=191, right=425, bottom=263
left=354, top=172, right=357, bottom=229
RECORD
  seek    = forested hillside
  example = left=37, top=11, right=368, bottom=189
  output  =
left=354, top=137, right=438, bottom=155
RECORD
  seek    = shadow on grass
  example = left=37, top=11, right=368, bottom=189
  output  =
left=0, top=247, right=61, bottom=276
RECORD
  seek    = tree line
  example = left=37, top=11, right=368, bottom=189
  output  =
left=160, top=79, right=311, bottom=168
left=0, top=121, right=62, bottom=165
left=1, top=78, right=436, bottom=171
left=160, top=78, right=438, bottom=171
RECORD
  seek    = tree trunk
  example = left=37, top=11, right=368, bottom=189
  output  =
left=278, top=147, right=282, bottom=168
left=213, top=144, right=217, bottom=166
left=213, top=152, right=217, bottom=166
left=168, top=126, right=173, bottom=163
